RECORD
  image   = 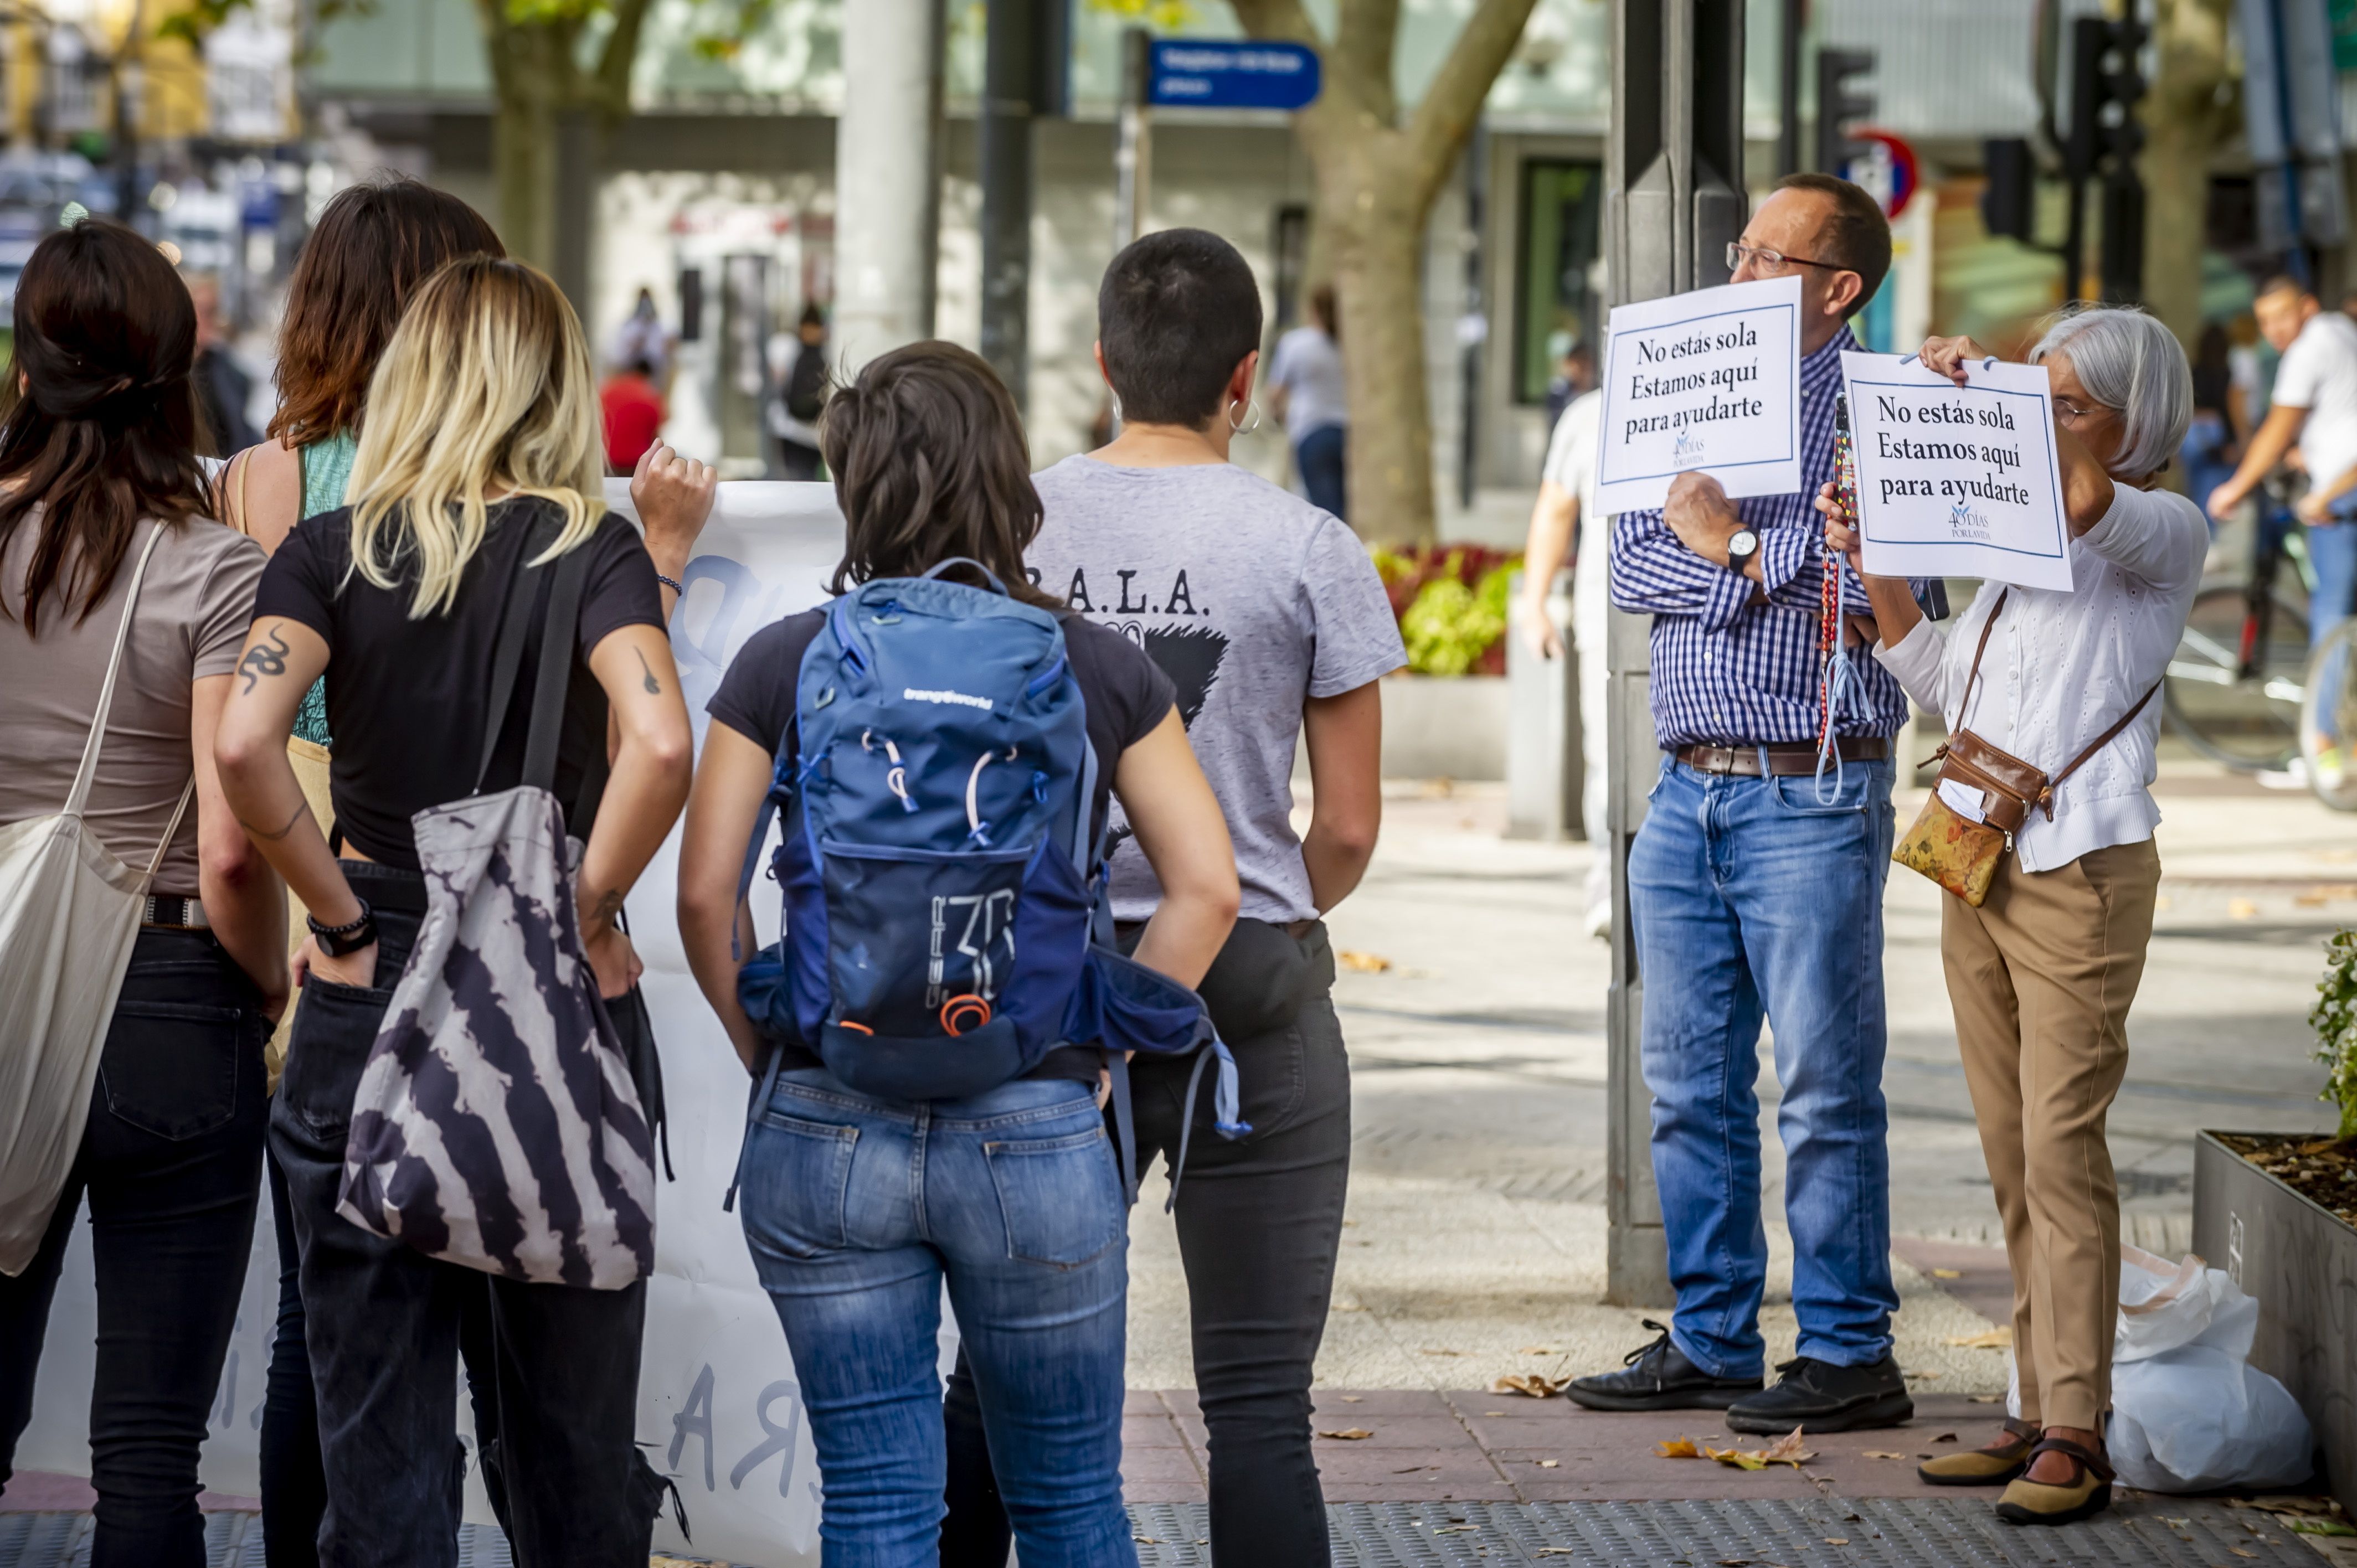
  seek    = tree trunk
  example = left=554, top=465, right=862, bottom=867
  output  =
left=1321, top=149, right=1439, bottom=543
left=2140, top=0, right=2234, bottom=350
left=478, top=11, right=572, bottom=268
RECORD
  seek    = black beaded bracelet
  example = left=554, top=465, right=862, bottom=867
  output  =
left=307, top=899, right=377, bottom=957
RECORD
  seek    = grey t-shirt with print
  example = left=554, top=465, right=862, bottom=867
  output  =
left=1027, top=455, right=1406, bottom=925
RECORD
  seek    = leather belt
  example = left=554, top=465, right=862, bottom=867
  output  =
left=142, top=895, right=210, bottom=930
left=1675, top=737, right=1891, bottom=777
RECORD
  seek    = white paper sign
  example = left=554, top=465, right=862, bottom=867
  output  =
left=14, top=482, right=914, bottom=1568
left=1840, top=353, right=2075, bottom=592
left=1593, top=274, right=1804, bottom=513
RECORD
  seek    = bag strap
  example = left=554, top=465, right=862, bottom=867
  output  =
left=146, top=780, right=197, bottom=878
left=65, top=521, right=172, bottom=821
left=1953, top=586, right=2009, bottom=736
left=2049, top=677, right=2164, bottom=792
left=472, top=513, right=594, bottom=797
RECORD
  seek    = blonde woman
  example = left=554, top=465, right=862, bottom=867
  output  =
left=214, top=256, right=694, bottom=1567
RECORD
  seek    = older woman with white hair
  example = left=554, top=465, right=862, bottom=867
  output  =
left=1820, top=306, right=2204, bottom=1528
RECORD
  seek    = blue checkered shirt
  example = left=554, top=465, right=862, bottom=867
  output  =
left=1608, top=325, right=1913, bottom=750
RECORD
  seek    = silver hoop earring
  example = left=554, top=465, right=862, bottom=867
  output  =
left=1227, top=397, right=1263, bottom=435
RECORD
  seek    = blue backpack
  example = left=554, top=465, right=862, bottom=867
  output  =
left=731, top=561, right=1245, bottom=1205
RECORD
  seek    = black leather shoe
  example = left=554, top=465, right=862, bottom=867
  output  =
left=1725, top=1353, right=1913, bottom=1434
left=1567, top=1320, right=1764, bottom=1412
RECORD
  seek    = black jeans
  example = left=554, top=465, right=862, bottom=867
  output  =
left=943, top=921, right=1353, bottom=1567
left=267, top=861, right=656, bottom=1568
left=0, top=928, right=270, bottom=1568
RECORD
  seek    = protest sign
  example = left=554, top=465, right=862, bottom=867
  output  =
left=14, top=482, right=894, bottom=1568
left=1593, top=274, right=1803, bottom=514
left=1839, top=352, right=2074, bottom=592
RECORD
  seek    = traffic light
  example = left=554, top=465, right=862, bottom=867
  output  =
left=1815, top=48, right=1876, bottom=176
left=2067, top=11, right=2149, bottom=300
left=1982, top=138, right=2037, bottom=243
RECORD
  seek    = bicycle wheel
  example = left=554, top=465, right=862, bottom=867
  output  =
left=2302, top=620, right=2357, bottom=810
left=2163, top=581, right=2308, bottom=770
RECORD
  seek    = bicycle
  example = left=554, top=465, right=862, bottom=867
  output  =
left=2164, top=472, right=2314, bottom=771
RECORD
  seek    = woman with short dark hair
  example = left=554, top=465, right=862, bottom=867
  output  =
left=0, top=216, right=289, bottom=1568
left=675, top=341, right=1239, bottom=1563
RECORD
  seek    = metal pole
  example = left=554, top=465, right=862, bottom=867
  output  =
left=112, top=0, right=142, bottom=225
left=1114, top=27, right=1152, bottom=252
left=1458, top=122, right=1486, bottom=512
left=1776, top=0, right=1802, bottom=176
left=980, top=0, right=1038, bottom=407
left=1602, top=0, right=1744, bottom=1309
left=835, top=0, right=946, bottom=370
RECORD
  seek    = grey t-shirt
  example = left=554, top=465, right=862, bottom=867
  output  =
left=1028, top=455, right=1404, bottom=924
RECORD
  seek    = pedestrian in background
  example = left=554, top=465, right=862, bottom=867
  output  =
left=601, top=356, right=666, bottom=473
left=941, top=228, right=1403, bottom=1568
left=0, top=217, right=289, bottom=1568
left=676, top=340, right=1238, bottom=1566
left=1516, top=356, right=1609, bottom=938
left=770, top=302, right=828, bottom=479
left=2178, top=323, right=2238, bottom=533
left=1265, top=282, right=1348, bottom=520
left=1575, top=173, right=1916, bottom=1436
left=610, top=286, right=673, bottom=384
left=1543, top=333, right=1595, bottom=436
left=2206, top=275, right=2357, bottom=647
left=187, top=272, right=259, bottom=456
left=213, top=256, right=694, bottom=1568
left=1830, top=310, right=2200, bottom=1526
left=215, top=173, right=506, bottom=1568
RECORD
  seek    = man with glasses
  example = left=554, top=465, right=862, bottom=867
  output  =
left=1571, top=173, right=1917, bottom=1436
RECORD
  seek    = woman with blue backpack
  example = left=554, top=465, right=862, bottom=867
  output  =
left=675, top=339, right=1241, bottom=1564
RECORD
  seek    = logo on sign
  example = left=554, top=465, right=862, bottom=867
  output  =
left=1947, top=499, right=1991, bottom=542
left=1672, top=429, right=1707, bottom=466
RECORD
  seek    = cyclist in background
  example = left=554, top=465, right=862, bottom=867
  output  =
left=2205, top=275, right=2357, bottom=651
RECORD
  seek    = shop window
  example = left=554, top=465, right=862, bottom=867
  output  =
left=1514, top=159, right=1603, bottom=405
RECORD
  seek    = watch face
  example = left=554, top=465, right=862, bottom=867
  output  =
left=1728, top=529, right=1759, bottom=558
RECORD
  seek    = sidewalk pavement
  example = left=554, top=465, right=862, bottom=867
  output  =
left=7, top=753, right=2351, bottom=1566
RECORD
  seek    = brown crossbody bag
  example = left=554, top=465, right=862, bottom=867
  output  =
left=1891, top=589, right=2159, bottom=907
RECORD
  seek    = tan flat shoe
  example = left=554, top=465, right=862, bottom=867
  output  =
left=1917, top=1419, right=2037, bottom=1486
left=1994, top=1436, right=2115, bottom=1526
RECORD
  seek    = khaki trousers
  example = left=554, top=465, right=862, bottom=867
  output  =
left=1939, top=836, right=2160, bottom=1432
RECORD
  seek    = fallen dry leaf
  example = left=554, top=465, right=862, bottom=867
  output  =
left=1517, top=1345, right=1558, bottom=1355
left=1933, top=1432, right=1958, bottom=1443
left=1656, top=1436, right=1704, bottom=1458
left=1759, top=1428, right=1818, bottom=1465
left=1946, top=1328, right=2012, bottom=1349
left=2229, top=896, right=2260, bottom=920
left=1536, top=1458, right=1560, bottom=1468
left=2229, top=1550, right=2256, bottom=1559
left=1824, top=1539, right=1850, bottom=1547
left=1316, top=1427, right=1373, bottom=1441
left=1337, top=950, right=1393, bottom=973
left=1929, top=1267, right=1962, bottom=1279
left=1491, top=1374, right=1571, bottom=1398
left=1707, top=1445, right=1769, bottom=1471
left=1902, top=1368, right=1941, bottom=1380
left=1968, top=1394, right=2002, bottom=1404
left=1420, top=1348, right=1466, bottom=1356
left=1336, top=1395, right=1363, bottom=1402
left=1864, top=1451, right=1907, bottom=1460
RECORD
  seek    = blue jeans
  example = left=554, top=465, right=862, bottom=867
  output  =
left=738, top=1069, right=1133, bottom=1568
left=2309, top=513, right=2357, bottom=647
left=1294, top=424, right=1347, bottom=521
left=1628, top=755, right=1901, bottom=1378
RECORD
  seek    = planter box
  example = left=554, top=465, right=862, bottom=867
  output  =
left=2193, top=1131, right=2357, bottom=1505
left=1379, top=674, right=1508, bottom=781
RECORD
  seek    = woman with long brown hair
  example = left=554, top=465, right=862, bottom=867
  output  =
left=0, top=218, right=288, bottom=1568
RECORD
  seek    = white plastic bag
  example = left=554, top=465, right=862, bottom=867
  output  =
left=2107, top=1245, right=2314, bottom=1492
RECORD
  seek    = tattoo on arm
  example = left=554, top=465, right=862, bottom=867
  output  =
left=632, top=648, right=660, bottom=695
left=584, top=888, right=627, bottom=925
left=235, top=800, right=312, bottom=843
left=237, top=626, right=291, bottom=695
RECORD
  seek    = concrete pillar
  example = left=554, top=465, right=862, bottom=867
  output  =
left=833, top=0, right=945, bottom=372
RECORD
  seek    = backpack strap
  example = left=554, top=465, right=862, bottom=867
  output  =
left=917, top=556, right=1010, bottom=595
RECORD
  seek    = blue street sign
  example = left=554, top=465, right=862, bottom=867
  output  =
left=1147, top=40, right=1322, bottom=111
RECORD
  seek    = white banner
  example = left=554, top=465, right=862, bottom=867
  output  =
left=1840, top=352, right=2075, bottom=592
left=1592, top=274, right=1804, bottom=514
left=14, top=481, right=913, bottom=1568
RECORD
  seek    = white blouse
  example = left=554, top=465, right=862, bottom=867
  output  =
left=1873, top=483, right=2207, bottom=874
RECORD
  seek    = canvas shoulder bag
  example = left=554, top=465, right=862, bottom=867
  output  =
left=337, top=519, right=656, bottom=1288
left=0, top=522, right=194, bottom=1275
left=1893, top=587, right=2159, bottom=906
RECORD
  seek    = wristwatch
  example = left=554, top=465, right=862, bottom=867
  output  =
left=1725, top=528, right=1761, bottom=572
left=308, top=900, right=377, bottom=957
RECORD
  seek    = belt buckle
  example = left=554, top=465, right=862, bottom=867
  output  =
left=1694, top=746, right=1736, bottom=776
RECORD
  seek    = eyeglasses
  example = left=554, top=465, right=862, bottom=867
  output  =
left=2052, top=395, right=2116, bottom=425
left=1726, top=241, right=1851, bottom=278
